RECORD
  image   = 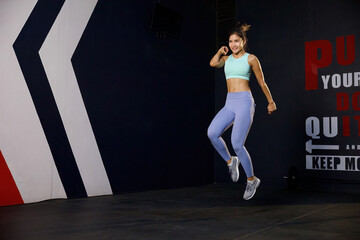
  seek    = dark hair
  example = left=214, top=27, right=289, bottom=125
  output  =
left=228, top=22, right=251, bottom=51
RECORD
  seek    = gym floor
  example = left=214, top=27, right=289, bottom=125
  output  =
left=0, top=184, right=359, bottom=240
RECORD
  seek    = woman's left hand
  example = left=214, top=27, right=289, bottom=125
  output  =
left=268, top=101, right=277, bottom=114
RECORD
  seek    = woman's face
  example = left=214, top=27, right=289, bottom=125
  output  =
left=229, top=34, right=245, bottom=54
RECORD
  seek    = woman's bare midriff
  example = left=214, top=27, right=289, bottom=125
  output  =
left=226, top=78, right=251, bottom=92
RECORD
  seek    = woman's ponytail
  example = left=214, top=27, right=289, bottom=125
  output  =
left=238, top=22, right=251, bottom=32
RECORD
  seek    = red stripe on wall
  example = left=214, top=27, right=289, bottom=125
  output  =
left=0, top=150, right=24, bottom=206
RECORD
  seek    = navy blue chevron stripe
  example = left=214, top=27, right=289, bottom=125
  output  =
left=13, top=0, right=87, bottom=198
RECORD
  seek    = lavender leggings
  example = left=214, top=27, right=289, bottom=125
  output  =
left=207, top=91, right=255, bottom=178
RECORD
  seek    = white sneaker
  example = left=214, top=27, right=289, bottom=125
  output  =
left=243, top=177, right=261, bottom=200
left=228, top=156, right=239, bottom=182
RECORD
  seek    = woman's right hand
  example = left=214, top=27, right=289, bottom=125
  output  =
left=218, top=46, right=229, bottom=56
left=210, top=46, right=229, bottom=68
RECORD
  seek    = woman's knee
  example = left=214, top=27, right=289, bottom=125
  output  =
left=232, top=140, right=245, bottom=154
left=207, top=126, right=219, bottom=140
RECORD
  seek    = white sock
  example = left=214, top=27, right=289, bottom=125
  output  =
left=247, top=178, right=256, bottom=183
left=227, top=157, right=234, bottom=167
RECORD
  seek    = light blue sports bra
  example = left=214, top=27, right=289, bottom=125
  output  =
left=224, top=53, right=251, bottom=80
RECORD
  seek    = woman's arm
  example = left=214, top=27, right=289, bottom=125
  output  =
left=210, top=46, right=229, bottom=68
left=248, top=54, right=277, bottom=114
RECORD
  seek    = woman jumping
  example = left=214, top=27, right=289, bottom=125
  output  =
left=208, top=23, right=277, bottom=200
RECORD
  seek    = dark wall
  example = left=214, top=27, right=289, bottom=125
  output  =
left=215, top=0, right=360, bottom=191
left=72, top=0, right=216, bottom=193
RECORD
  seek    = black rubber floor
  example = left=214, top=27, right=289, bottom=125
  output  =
left=0, top=184, right=359, bottom=240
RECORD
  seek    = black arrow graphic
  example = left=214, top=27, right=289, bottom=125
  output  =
left=13, top=0, right=87, bottom=198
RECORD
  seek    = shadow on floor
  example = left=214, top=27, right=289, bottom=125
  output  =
left=0, top=184, right=359, bottom=240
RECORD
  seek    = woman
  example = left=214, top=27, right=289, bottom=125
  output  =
left=208, top=23, right=276, bottom=200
